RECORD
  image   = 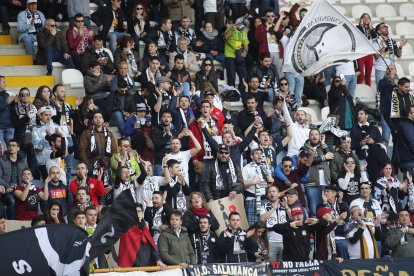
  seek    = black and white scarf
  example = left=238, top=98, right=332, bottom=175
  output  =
left=408, top=182, right=414, bottom=213
left=146, top=68, right=161, bottom=85
left=227, top=227, right=246, bottom=255
left=202, top=118, right=217, bottom=160
left=90, top=125, right=112, bottom=156
left=61, top=102, right=71, bottom=126
left=375, top=177, right=400, bottom=214
left=215, top=159, right=237, bottom=191
left=169, top=176, right=187, bottom=213
left=15, top=103, right=37, bottom=131
left=125, top=49, right=138, bottom=73
left=26, top=10, right=42, bottom=34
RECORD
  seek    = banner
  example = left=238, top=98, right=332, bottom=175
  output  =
left=91, top=268, right=183, bottom=276
left=284, top=0, right=377, bottom=76
left=187, top=262, right=268, bottom=276
left=207, top=194, right=248, bottom=235
left=271, top=260, right=321, bottom=276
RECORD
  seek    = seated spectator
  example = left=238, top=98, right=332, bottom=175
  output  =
left=158, top=210, right=196, bottom=268
left=338, top=155, right=369, bottom=205
left=189, top=215, right=221, bottom=264
left=85, top=205, right=98, bottom=234
left=345, top=205, right=381, bottom=259
left=203, top=144, right=243, bottom=202
left=241, top=76, right=267, bottom=115
left=195, top=58, right=219, bottom=92
left=250, top=52, right=279, bottom=101
left=144, top=191, right=173, bottom=245
left=45, top=132, right=67, bottom=185
left=328, top=76, right=355, bottom=130
left=111, top=138, right=141, bottom=182
left=66, top=13, right=94, bottom=68
left=384, top=210, right=414, bottom=257
left=125, top=105, right=153, bottom=160
left=148, top=77, right=177, bottom=125
left=67, top=0, right=91, bottom=27
left=17, top=0, right=46, bottom=61
left=111, top=61, right=137, bottom=92
left=14, top=168, right=48, bottom=221
left=119, top=203, right=167, bottom=268
left=268, top=97, right=286, bottom=143
left=45, top=199, right=66, bottom=224
left=105, top=80, right=136, bottom=137
left=33, top=85, right=52, bottom=110
left=142, top=42, right=170, bottom=73
left=245, top=221, right=270, bottom=262
left=0, top=0, right=25, bottom=35
left=183, top=192, right=220, bottom=235
left=112, top=161, right=137, bottom=199
left=127, top=2, right=150, bottom=52
left=83, top=62, right=112, bottom=111
left=0, top=79, right=15, bottom=150
left=350, top=182, right=383, bottom=225
left=141, top=56, right=164, bottom=96
left=113, top=37, right=143, bottom=81
left=330, top=137, right=357, bottom=185
left=31, top=214, right=46, bottom=226
left=170, top=54, right=192, bottom=98
left=36, top=18, right=75, bottom=75
left=285, top=189, right=306, bottom=218
left=169, top=37, right=200, bottom=76
left=174, top=16, right=196, bottom=50
left=145, top=18, right=175, bottom=60
left=237, top=95, right=266, bottom=135
left=81, top=35, right=115, bottom=75
left=91, top=0, right=130, bottom=54
left=218, top=211, right=248, bottom=263
left=69, top=162, right=105, bottom=206
left=194, top=22, right=224, bottom=64
left=397, top=104, right=414, bottom=173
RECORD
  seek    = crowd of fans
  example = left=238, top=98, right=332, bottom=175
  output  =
left=0, top=0, right=414, bottom=270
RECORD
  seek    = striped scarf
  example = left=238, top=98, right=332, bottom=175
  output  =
left=360, top=226, right=379, bottom=259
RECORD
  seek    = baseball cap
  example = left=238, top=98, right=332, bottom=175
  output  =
left=316, top=207, right=333, bottom=219
left=218, top=144, right=230, bottom=152
left=291, top=206, right=303, bottom=216
left=27, top=0, right=37, bottom=4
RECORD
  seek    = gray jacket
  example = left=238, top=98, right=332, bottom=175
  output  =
left=67, top=0, right=91, bottom=18
left=0, top=152, right=28, bottom=189
left=384, top=227, right=414, bottom=258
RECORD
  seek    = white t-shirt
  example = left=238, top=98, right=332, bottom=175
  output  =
left=165, top=150, right=192, bottom=184
left=139, top=176, right=164, bottom=210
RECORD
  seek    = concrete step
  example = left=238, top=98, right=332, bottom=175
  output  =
left=0, top=55, right=33, bottom=66
left=6, top=75, right=54, bottom=87
left=0, top=35, right=12, bottom=45
left=0, top=44, right=24, bottom=49
left=0, top=65, right=46, bottom=76
left=0, top=48, right=27, bottom=55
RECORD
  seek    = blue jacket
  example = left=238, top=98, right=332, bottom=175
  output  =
left=0, top=91, right=12, bottom=128
left=397, top=118, right=414, bottom=164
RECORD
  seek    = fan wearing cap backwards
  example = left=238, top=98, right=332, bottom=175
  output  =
left=316, top=185, right=350, bottom=259
left=271, top=206, right=322, bottom=261
left=203, top=144, right=243, bottom=202
left=313, top=206, right=348, bottom=260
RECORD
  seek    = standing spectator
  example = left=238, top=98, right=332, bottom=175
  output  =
left=91, top=0, right=130, bottom=54
left=356, top=13, right=377, bottom=86
left=142, top=42, right=170, bottom=73
left=67, top=0, right=91, bottom=27
left=66, top=13, right=94, bottom=68
left=110, top=138, right=141, bottom=182
left=194, top=23, right=224, bottom=64
left=350, top=183, right=383, bottom=225
left=237, top=95, right=266, bottom=135
left=398, top=104, right=414, bottom=173
left=162, top=159, right=191, bottom=213
left=144, top=18, right=175, bottom=60
left=190, top=215, right=220, bottom=264
left=224, top=17, right=248, bottom=91
left=202, top=0, right=225, bottom=34
left=33, top=85, right=52, bottom=110
left=372, top=22, right=406, bottom=86
left=384, top=210, right=414, bottom=257
left=241, top=76, right=268, bottom=114
left=44, top=166, right=73, bottom=217
left=163, top=0, right=194, bottom=24
left=81, top=35, right=115, bottom=75
left=170, top=54, right=192, bottom=97
left=338, top=155, right=369, bottom=205
left=303, top=73, right=327, bottom=108
left=17, top=0, right=46, bottom=61
left=275, top=78, right=297, bottom=112
left=127, top=2, right=150, bottom=52
left=245, top=221, right=269, bottom=262
left=330, top=136, right=358, bottom=185
left=259, top=9, right=283, bottom=74
left=0, top=76, right=15, bottom=148
left=250, top=52, right=279, bottom=101
left=144, top=191, right=173, bottom=245
left=335, top=61, right=357, bottom=98
left=147, top=76, right=176, bottom=125
left=250, top=0, right=279, bottom=17
left=158, top=210, right=197, bottom=268
left=218, top=211, right=248, bottom=262
left=141, top=56, right=164, bottom=97
left=283, top=103, right=309, bottom=157
left=328, top=76, right=355, bottom=130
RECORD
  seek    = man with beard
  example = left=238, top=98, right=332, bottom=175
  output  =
left=148, top=76, right=177, bottom=125
left=330, top=136, right=359, bottom=185
left=163, top=132, right=201, bottom=185
left=238, top=95, right=267, bottom=135
left=242, top=76, right=268, bottom=114
left=218, top=212, right=248, bottom=262
left=152, top=110, right=179, bottom=176
left=44, top=166, right=73, bottom=216
left=144, top=191, right=173, bottom=245
left=302, top=128, right=334, bottom=216
left=284, top=103, right=310, bottom=156
left=162, top=159, right=191, bottom=213
left=203, top=144, right=243, bottom=202
left=250, top=52, right=279, bottom=101
left=243, top=148, right=274, bottom=225
left=190, top=216, right=220, bottom=264
left=172, top=95, right=196, bottom=136
left=260, top=186, right=288, bottom=261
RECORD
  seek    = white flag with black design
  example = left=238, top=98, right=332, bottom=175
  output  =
left=284, top=0, right=377, bottom=76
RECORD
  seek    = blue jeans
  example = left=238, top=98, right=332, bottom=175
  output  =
left=206, top=53, right=225, bottom=64
left=305, top=185, right=323, bottom=217
left=284, top=72, right=304, bottom=107
left=259, top=88, right=274, bottom=102
left=225, top=57, right=247, bottom=89
left=335, top=238, right=349, bottom=259
left=20, top=33, right=37, bottom=60
left=1, top=192, right=16, bottom=219
left=344, top=75, right=356, bottom=98
left=250, top=0, right=279, bottom=16
left=153, top=164, right=163, bottom=177
left=107, top=32, right=130, bottom=54
left=380, top=114, right=391, bottom=144
left=110, top=111, right=126, bottom=137
left=323, top=66, right=336, bottom=87
left=45, top=45, right=75, bottom=72
left=176, top=82, right=191, bottom=97
left=400, top=162, right=414, bottom=173
left=375, top=69, right=386, bottom=87
left=0, top=128, right=14, bottom=149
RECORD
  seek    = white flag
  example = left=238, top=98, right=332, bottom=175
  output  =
left=284, top=0, right=377, bottom=76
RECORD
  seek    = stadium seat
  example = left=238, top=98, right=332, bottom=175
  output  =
left=351, top=5, right=373, bottom=20
left=375, top=4, right=403, bottom=21
left=340, top=0, right=360, bottom=4
left=394, top=62, right=405, bottom=77
left=333, top=6, right=347, bottom=16
left=395, top=22, right=414, bottom=39
left=401, top=43, right=414, bottom=60
left=320, top=106, right=330, bottom=121
left=355, top=84, right=375, bottom=103
left=62, top=69, right=84, bottom=88
left=399, top=3, right=414, bottom=20
left=388, top=0, right=408, bottom=3
left=298, top=107, right=319, bottom=124
left=408, top=62, right=414, bottom=78
left=365, top=0, right=385, bottom=3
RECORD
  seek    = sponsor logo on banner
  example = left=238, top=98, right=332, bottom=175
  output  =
left=271, top=260, right=320, bottom=276
left=187, top=262, right=268, bottom=276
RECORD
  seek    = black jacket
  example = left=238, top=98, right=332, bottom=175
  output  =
left=104, top=91, right=136, bottom=121
left=237, top=109, right=266, bottom=134
left=218, top=228, right=248, bottom=263
left=80, top=46, right=115, bottom=75
left=190, top=231, right=221, bottom=264
left=144, top=203, right=173, bottom=236
left=397, top=118, right=414, bottom=164
left=151, top=123, right=179, bottom=164
left=91, top=6, right=127, bottom=39
left=183, top=209, right=220, bottom=235
left=350, top=123, right=384, bottom=160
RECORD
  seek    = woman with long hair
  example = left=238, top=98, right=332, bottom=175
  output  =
left=338, top=155, right=369, bottom=204
left=328, top=76, right=355, bottom=130
left=33, top=85, right=52, bottom=110
left=275, top=77, right=297, bottom=112
left=195, top=57, right=219, bottom=92
left=182, top=192, right=220, bottom=234
left=45, top=200, right=66, bottom=224
left=114, top=37, right=143, bottom=80
left=127, top=2, right=150, bottom=53
left=356, top=13, right=377, bottom=86
left=194, top=22, right=224, bottom=64
left=245, top=221, right=269, bottom=262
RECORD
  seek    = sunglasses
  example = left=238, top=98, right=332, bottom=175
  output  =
left=280, top=83, right=288, bottom=86
left=19, top=93, right=30, bottom=97
left=204, top=63, right=212, bottom=66
left=136, top=7, right=143, bottom=10
left=219, top=151, right=229, bottom=155
left=75, top=20, right=84, bottom=23
left=49, top=25, right=57, bottom=28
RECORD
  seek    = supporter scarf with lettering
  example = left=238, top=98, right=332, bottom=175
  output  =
left=90, top=125, right=112, bottom=156
left=390, top=89, right=400, bottom=118
left=215, top=159, right=236, bottom=191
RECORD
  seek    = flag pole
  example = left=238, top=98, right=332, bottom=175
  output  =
left=90, top=265, right=181, bottom=274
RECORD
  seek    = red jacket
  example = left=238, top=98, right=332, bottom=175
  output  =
left=255, top=24, right=269, bottom=57
left=189, top=117, right=221, bottom=162
left=69, top=177, right=105, bottom=206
